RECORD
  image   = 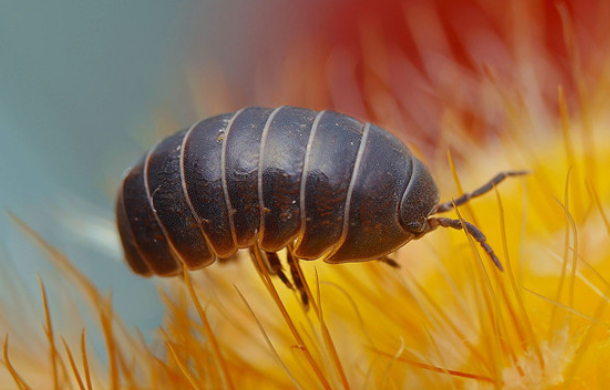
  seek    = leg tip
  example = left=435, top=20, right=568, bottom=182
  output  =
left=379, top=256, right=401, bottom=268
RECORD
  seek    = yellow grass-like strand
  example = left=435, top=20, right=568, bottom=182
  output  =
left=290, top=254, right=351, bottom=390
left=379, top=337, right=404, bottom=389
left=9, top=213, right=101, bottom=307
left=396, top=269, right=474, bottom=388
left=250, top=244, right=332, bottom=390
left=457, top=215, right=503, bottom=388
left=494, top=193, right=528, bottom=362
left=234, top=286, right=305, bottom=390
left=448, top=153, right=503, bottom=386
left=569, top=259, right=610, bottom=386
left=116, top=349, right=136, bottom=389
left=371, top=348, right=494, bottom=384
left=319, top=281, right=377, bottom=348
left=548, top=173, right=574, bottom=338
left=11, top=210, right=142, bottom=386
left=557, top=176, right=580, bottom=330
left=497, top=282, right=527, bottom=357
left=447, top=150, right=478, bottom=226
left=557, top=3, right=597, bottom=184
left=162, top=329, right=203, bottom=390
left=99, top=295, right=118, bottom=390
left=494, top=186, right=545, bottom=370
left=404, top=272, right=492, bottom=374
left=2, top=334, right=33, bottom=390
left=524, top=288, right=608, bottom=328
left=183, top=268, right=235, bottom=390
left=425, top=327, right=459, bottom=390
left=61, top=337, right=86, bottom=390
left=558, top=86, right=576, bottom=172
left=80, top=329, right=93, bottom=390
left=558, top=86, right=586, bottom=218
left=153, top=353, right=182, bottom=384
left=567, top=204, right=579, bottom=320
left=38, top=277, right=59, bottom=390
left=10, top=213, right=133, bottom=389
left=564, top=283, right=610, bottom=388
left=589, top=182, right=610, bottom=236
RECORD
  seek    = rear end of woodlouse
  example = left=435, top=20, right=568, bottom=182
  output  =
left=116, top=106, right=526, bottom=294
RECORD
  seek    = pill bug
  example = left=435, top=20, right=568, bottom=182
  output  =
left=116, top=106, right=525, bottom=302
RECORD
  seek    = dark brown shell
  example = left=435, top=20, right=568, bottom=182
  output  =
left=116, top=106, right=439, bottom=276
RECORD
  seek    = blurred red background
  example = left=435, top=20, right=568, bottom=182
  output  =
left=188, top=0, right=609, bottom=152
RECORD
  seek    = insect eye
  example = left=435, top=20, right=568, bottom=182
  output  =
left=405, top=221, right=424, bottom=233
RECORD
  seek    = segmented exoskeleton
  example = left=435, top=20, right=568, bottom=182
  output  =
left=116, top=106, right=525, bottom=302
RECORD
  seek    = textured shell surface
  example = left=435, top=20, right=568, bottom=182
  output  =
left=116, top=106, right=436, bottom=276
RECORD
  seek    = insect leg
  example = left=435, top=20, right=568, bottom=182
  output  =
left=432, top=170, right=528, bottom=214
left=249, top=246, right=275, bottom=275
left=248, top=246, right=265, bottom=274
left=286, top=250, right=310, bottom=307
left=378, top=256, right=400, bottom=268
left=248, top=247, right=293, bottom=290
left=265, top=251, right=294, bottom=290
left=426, top=217, right=504, bottom=271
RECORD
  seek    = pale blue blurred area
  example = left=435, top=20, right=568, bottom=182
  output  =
left=0, top=1, right=210, bottom=336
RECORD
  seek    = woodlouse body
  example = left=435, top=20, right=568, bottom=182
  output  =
left=117, top=106, right=521, bottom=279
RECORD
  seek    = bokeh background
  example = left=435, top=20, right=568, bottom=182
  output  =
left=0, top=0, right=398, bottom=335
left=0, top=1, right=208, bottom=331
left=0, top=0, right=600, bottom=331
left=3, top=2, right=610, bottom=388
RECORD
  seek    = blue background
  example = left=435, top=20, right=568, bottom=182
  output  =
left=0, top=1, right=206, bottom=332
